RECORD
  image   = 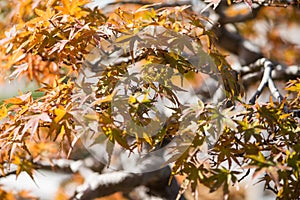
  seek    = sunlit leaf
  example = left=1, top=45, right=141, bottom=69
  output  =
left=4, top=92, right=31, bottom=105
left=22, top=113, right=52, bottom=139
left=53, top=107, right=67, bottom=123
left=0, top=105, right=8, bottom=120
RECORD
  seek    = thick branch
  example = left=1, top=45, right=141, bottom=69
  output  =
left=241, top=64, right=300, bottom=86
left=94, top=0, right=193, bottom=11
left=73, top=166, right=185, bottom=200
left=252, top=0, right=300, bottom=7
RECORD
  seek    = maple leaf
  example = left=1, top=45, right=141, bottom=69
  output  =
left=0, top=25, right=17, bottom=46
left=49, top=40, right=69, bottom=54
left=13, top=156, right=35, bottom=180
left=244, top=0, right=253, bottom=10
left=22, top=113, right=52, bottom=139
left=55, top=0, right=90, bottom=16
left=26, top=7, right=56, bottom=26
left=0, top=105, right=8, bottom=121
left=35, top=7, right=55, bottom=20
left=4, top=92, right=32, bottom=105
left=7, top=63, right=28, bottom=80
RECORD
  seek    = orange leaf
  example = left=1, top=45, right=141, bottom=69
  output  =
left=4, top=92, right=31, bottom=105
left=34, top=7, right=54, bottom=20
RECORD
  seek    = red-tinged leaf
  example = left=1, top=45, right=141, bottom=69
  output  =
left=10, top=143, right=19, bottom=162
left=12, top=50, right=26, bottom=64
left=22, top=113, right=52, bottom=139
left=18, top=92, right=32, bottom=101
left=252, top=167, right=266, bottom=180
left=69, top=23, right=91, bottom=40
left=4, top=126, right=20, bottom=142
left=49, top=40, right=69, bottom=54
left=0, top=26, right=17, bottom=46
left=266, top=167, right=280, bottom=188
left=244, top=0, right=252, bottom=10
left=7, top=63, right=29, bottom=80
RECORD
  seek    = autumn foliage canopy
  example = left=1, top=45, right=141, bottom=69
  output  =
left=0, top=0, right=300, bottom=199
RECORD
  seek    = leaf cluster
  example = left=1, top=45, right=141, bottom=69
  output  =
left=0, top=1, right=299, bottom=199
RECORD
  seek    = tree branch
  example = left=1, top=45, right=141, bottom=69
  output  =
left=72, top=166, right=185, bottom=200
left=252, top=0, right=300, bottom=7
left=249, top=58, right=274, bottom=104
left=245, top=58, right=300, bottom=116
left=240, top=64, right=300, bottom=88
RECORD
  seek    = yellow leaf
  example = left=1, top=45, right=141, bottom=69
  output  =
left=93, top=90, right=117, bottom=104
left=35, top=7, right=54, bottom=20
left=143, top=132, right=153, bottom=145
left=55, top=0, right=90, bottom=16
left=60, top=125, right=65, bottom=134
left=115, top=33, right=135, bottom=43
left=0, top=105, right=8, bottom=120
left=83, top=114, right=98, bottom=120
left=54, top=107, right=67, bottom=123
left=128, top=95, right=137, bottom=104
